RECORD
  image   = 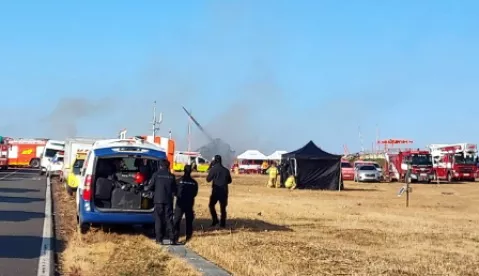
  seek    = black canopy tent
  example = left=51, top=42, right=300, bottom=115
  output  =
left=281, top=141, right=343, bottom=190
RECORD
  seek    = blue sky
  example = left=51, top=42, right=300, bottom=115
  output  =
left=1, top=0, right=479, bottom=154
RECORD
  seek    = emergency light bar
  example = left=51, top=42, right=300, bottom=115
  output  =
left=106, top=138, right=145, bottom=145
left=111, top=147, right=149, bottom=153
left=179, top=151, right=200, bottom=156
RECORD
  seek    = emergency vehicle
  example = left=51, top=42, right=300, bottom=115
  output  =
left=6, top=138, right=47, bottom=168
left=0, top=136, right=9, bottom=170
left=428, top=143, right=477, bottom=182
left=76, top=137, right=167, bottom=233
left=64, top=149, right=89, bottom=195
left=385, top=149, right=434, bottom=183
left=173, top=151, right=209, bottom=172
left=46, top=152, right=64, bottom=177
left=61, top=138, right=98, bottom=185
left=40, top=140, right=65, bottom=174
left=341, top=159, right=354, bottom=180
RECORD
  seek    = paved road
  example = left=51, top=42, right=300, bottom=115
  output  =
left=0, top=168, right=46, bottom=276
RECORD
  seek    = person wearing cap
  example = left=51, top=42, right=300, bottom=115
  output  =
left=146, top=159, right=177, bottom=245
left=206, top=155, right=232, bottom=227
left=173, top=165, right=198, bottom=243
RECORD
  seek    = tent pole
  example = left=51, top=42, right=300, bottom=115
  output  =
left=338, top=160, right=342, bottom=192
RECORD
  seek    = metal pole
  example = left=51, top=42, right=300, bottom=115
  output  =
left=152, top=101, right=157, bottom=138
left=151, top=101, right=163, bottom=141
left=187, top=109, right=192, bottom=152
left=406, top=164, right=411, bottom=207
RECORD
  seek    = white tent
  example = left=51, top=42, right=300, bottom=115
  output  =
left=266, top=150, right=287, bottom=161
left=237, top=150, right=267, bottom=160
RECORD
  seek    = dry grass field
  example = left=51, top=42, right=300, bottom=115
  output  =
left=54, top=174, right=479, bottom=276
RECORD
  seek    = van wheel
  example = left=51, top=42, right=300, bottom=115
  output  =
left=78, top=223, right=90, bottom=234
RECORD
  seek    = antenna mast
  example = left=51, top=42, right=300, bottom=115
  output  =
left=358, top=126, right=364, bottom=152
left=376, top=124, right=380, bottom=153
left=152, top=101, right=163, bottom=139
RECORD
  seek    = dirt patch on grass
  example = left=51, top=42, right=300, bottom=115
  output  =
left=51, top=178, right=200, bottom=276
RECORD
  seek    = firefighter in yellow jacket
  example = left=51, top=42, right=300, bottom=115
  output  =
left=266, top=163, right=279, bottom=188
left=284, top=169, right=296, bottom=190
left=284, top=175, right=296, bottom=190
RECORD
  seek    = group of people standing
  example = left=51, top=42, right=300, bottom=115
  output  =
left=265, top=162, right=297, bottom=190
left=146, top=154, right=232, bottom=245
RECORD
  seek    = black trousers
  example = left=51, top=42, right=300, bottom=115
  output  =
left=154, top=203, right=174, bottom=242
left=173, top=200, right=195, bottom=240
left=209, top=191, right=228, bottom=226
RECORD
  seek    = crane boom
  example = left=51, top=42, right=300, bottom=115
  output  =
left=181, top=106, right=215, bottom=142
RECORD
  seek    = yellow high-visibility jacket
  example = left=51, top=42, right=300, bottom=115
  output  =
left=267, top=166, right=278, bottom=178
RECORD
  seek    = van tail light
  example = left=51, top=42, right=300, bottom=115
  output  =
left=82, top=174, right=92, bottom=201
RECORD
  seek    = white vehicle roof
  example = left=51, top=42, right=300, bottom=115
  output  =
left=92, top=138, right=165, bottom=151
left=47, top=139, right=65, bottom=145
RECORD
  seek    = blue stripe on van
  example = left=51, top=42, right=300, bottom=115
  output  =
left=93, top=147, right=166, bottom=159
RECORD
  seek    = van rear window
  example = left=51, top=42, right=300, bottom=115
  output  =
left=95, top=156, right=160, bottom=177
left=341, top=162, right=352, bottom=168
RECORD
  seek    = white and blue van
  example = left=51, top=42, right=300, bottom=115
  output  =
left=40, top=140, right=65, bottom=175
left=76, top=138, right=167, bottom=234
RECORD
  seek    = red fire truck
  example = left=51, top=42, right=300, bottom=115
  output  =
left=385, top=149, right=435, bottom=183
left=0, top=137, right=8, bottom=170
left=428, top=143, right=477, bottom=182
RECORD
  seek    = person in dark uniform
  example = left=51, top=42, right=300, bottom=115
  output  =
left=207, top=159, right=216, bottom=171
left=146, top=159, right=177, bottom=245
left=206, top=155, right=232, bottom=227
left=173, top=165, right=198, bottom=243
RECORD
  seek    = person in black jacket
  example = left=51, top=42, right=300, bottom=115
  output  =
left=146, top=159, right=177, bottom=245
left=206, top=155, right=232, bottom=227
left=173, top=165, right=198, bottom=243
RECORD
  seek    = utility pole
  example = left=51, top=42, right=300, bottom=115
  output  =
left=151, top=101, right=163, bottom=140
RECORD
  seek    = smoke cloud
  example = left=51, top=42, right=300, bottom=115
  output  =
left=40, top=97, right=116, bottom=139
